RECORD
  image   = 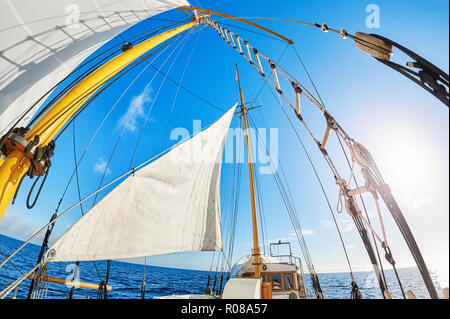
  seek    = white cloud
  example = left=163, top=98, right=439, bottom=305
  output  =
left=320, top=218, right=355, bottom=233
left=93, top=157, right=111, bottom=175
left=320, top=219, right=334, bottom=229
left=267, top=228, right=315, bottom=245
left=403, top=192, right=433, bottom=211
left=298, top=229, right=315, bottom=236
left=0, top=213, right=43, bottom=243
left=340, top=222, right=356, bottom=233
left=117, top=89, right=152, bottom=132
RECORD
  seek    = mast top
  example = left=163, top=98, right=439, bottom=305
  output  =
left=235, top=63, right=262, bottom=279
left=178, top=6, right=294, bottom=44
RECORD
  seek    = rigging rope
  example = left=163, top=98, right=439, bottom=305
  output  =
left=29, top=264, right=48, bottom=299
left=335, top=132, right=389, bottom=287
left=250, top=44, right=290, bottom=106
left=253, top=158, right=268, bottom=255
left=246, top=112, right=322, bottom=298
left=67, top=120, right=84, bottom=299
left=251, top=76, right=357, bottom=281
left=52, top=33, right=184, bottom=205
left=224, top=42, right=290, bottom=261
left=0, top=17, right=192, bottom=136
left=0, top=116, right=222, bottom=297
left=91, top=29, right=193, bottom=206
left=47, top=34, right=188, bottom=143
left=206, top=18, right=400, bottom=297
left=205, top=250, right=216, bottom=294
left=24, top=30, right=187, bottom=298
left=145, top=62, right=226, bottom=112
left=228, top=116, right=244, bottom=270
left=224, top=116, right=243, bottom=273
left=203, top=90, right=244, bottom=292
left=218, top=21, right=286, bottom=43
left=2, top=23, right=194, bottom=160
left=42, top=41, right=179, bottom=284
left=290, top=45, right=376, bottom=295
left=290, top=44, right=395, bottom=297
left=140, top=256, right=147, bottom=299
left=215, top=16, right=439, bottom=298
left=132, top=27, right=200, bottom=298
left=20, top=285, right=86, bottom=299
left=160, top=29, right=202, bottom=150
left=0, top=248, right=24, bottom=276
left=208, top=114, right=243, bottom=292
left=88, top=28, right=195, bottom=299
left=127, top=28, right=196, bottom=169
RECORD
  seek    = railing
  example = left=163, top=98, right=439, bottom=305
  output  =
left=268, top=241, right=310, bottom=298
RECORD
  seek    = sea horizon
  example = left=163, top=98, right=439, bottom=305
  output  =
left=1, top=233, right=447, bottom=299
left=0, top=233, right=426, bottom=275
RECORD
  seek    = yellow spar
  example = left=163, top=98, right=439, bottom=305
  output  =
left=0, top=20, right=199, bottom=219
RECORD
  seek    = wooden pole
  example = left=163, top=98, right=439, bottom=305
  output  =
left=27, top=273, right=112, bottom=291
left=235, top=64, right=261, bottom=279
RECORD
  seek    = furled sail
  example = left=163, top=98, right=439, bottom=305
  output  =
left=46, top=104, right=237, bottom=262
left=0, top=0, right=189, bottom=135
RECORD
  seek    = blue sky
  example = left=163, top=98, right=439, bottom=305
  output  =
left=1, top=0, right=448, bottom=289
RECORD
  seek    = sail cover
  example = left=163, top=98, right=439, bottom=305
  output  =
left=0, top=0, right=189, bottom=135
left=47, top=104, right=237, bottom=262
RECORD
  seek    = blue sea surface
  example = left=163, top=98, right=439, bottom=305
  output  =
left=0, top=234, right=445, bottom=299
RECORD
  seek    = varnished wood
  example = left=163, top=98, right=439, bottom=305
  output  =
left=27, top=273, right=112, bottom=291
left=236, top=64, right=261, bottom=279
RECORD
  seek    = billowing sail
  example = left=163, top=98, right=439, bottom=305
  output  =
left=0, top=0, right=189, bottom=135
left=46, top=104, right=237, bottom=262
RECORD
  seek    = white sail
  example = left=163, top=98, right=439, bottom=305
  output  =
left=0, top=0, right=189, bottom=135
left=46, top=104, right=237, bottom=262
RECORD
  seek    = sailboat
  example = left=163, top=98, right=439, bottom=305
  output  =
left=0, top=0, right=448, bottom=300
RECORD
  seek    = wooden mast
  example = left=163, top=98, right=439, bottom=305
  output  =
left=178, top=7, right=293, bottom=44
left=235, top=64, right=261, bottom=279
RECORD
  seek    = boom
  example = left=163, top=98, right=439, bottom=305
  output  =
left=0, top=19, right=200, bottom=219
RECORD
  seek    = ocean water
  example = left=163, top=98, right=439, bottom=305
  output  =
left=0, top=234, right=446, bottom=299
